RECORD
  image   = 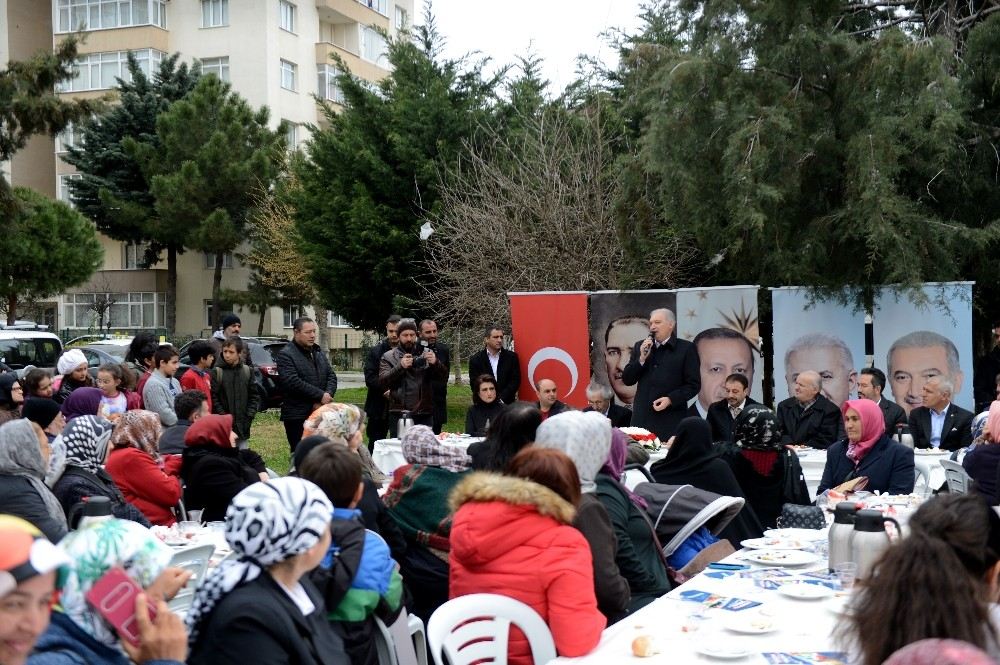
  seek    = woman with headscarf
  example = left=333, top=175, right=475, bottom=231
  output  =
left=0, top=373, right=23, bottom=424
left=30, top=518, right=190, bottom=665
left=60, top=387, right=104, bottom=422
left=105, top=410, right=181, bottom=526
left=302, top=402, right=385, bottom=483
left=22, top=399, right=64, bottom=443
left=818, top=398, right=915, bottom=496
left=53, top=349, right=94, bottom=405
left=181, top=414, right=260, bottom=523
left=534, top=411, right=631, bottom=623
left=186, top=478, right=347, bottom=665
left=50, top=416, right=151, bottom=528
left=964, top=402, right=1000, bottom=504
left=650, top=418, right=763, bottom=547
left=381, top=424, right=470, bottom=621
left=0, top=420, right=67, bottom=542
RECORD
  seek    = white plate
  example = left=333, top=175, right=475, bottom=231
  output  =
left=763, top=528, right=827, bottom=542
left=695, top=641, right=752, bottom=659
left=914, top=448, right=948, bottom=455
left=741, top=537, right=806, bottom=550
left=723, top=613, right=778, bottom=634
left=778, top=583, right=834, bottom=600
left=742, top=549, right=819, bottom=567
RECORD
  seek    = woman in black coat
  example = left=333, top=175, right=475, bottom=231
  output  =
left=651, top=417, right=763, bottom=546
left=181, top=414, right=260, bottom=522
left=0, top=419, right=68, bottom=541
left=465, top=374, right=506, bottom=436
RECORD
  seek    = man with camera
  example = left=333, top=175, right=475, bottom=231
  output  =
left=378, top=318, right=448, bottom=436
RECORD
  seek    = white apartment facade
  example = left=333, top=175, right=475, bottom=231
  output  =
left=3, top=0, right=411, bottom=345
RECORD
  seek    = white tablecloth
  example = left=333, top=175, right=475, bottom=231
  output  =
left=797, top=448, right=946, bottom=501
left=372, top=436, right=484, bottom=477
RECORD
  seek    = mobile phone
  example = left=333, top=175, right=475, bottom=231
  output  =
left=706, top=562, right=750, bottom=571
left=84, top=566, right=155, bottom=647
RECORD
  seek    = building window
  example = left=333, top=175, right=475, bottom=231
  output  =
left=58, top=174, right=82, bottom=206
left=284, top=122, right=298, bottom=151
left=394, top=5, right=406, bottom=30
left=56, top=123, right=86, bottom=153
left=279, top=59, right=297, bottom=91
left=201, top=0, right=228, bottom=28
left=359, top=0, right=388, bottom=16
left=198, top=56, right=230, bottom=82
left=279, top=0, right=296, bottom=32
left=283, top=305, right=302, bottom=328
left=204, top=252, right=234, bottom=269
left=360, top=27, right=388, bottom=67
left=205, top=300, right=235, bottom=327
left=327, top=311, right=350, bottom=328
left=56, top=0, right=167, bottom=33
left=122, top=241, right=150, bottom=269
left=64, top=292, right=164, bottom=329
left=317, top=64, right=345, bottom=104
left=57, top=49, right=164, bottom=93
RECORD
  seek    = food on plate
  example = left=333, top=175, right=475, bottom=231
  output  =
left=631, top=635, right=659, bottom=657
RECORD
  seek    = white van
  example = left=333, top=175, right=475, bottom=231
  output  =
left=0, top=331, right=63, bottom=371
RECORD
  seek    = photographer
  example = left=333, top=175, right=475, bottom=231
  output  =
left=378, top=319, right=447, bottom=436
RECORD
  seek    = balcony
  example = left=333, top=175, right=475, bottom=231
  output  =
left=316, top=42, right=388, bottom=82
left=315, top=0, right=389, bottom=29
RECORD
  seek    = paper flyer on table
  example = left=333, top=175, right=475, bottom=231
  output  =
left=762, top=653, right=849, bottom=664
left=676, top=589, right=762, bottom=611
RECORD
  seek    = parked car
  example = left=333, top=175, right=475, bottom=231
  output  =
left=177, top=339, right=284, bottom=410
left=78, top=343, right=131, bottom=380
left=0, top=331, right=62, bottom=372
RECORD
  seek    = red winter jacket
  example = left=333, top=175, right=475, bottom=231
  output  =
left=106, top=447, right=182, bottom=526
left=448, top=473, right=605, bottom=665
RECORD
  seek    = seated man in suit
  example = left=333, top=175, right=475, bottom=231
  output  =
left=776, top=370, right=844, bottom=449
left=534, top=378, right=569, bottom=421
left=584, top=381, right=631, bottom=428
left=908, top=376, right=974, bottom=451
left=467, top=325, right=520, bottom=405
left=857, top=367, right=907, bottom=435
left=706, top=373, right=759, bottom=444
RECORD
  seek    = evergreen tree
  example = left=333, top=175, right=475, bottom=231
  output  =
left=62, top=53, right=200, bottom=332
left=0, top=187, right=103, bottom=325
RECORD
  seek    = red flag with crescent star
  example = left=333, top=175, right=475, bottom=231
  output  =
left=509, top=292, right=591, bottom=409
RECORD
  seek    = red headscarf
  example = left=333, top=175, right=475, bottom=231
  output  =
left=988, top=401, right=1000, bottom=445
left=842, top=398, right=885, bottom=464
left=183, top=414, right=234, bottom=449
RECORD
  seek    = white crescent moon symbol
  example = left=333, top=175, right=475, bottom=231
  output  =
left=527, top=347, right=579, bottom=397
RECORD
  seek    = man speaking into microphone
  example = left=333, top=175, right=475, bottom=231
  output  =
left=622, top=308, right=701, bottom=441
left=379, top=318, right=448, bottom=436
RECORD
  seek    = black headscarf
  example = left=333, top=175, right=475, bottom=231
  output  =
left=734, top=406, right=782, bottom=452
left=0, top=373, right=17, bottom=407
left=652, top=417, right=719, bottom=479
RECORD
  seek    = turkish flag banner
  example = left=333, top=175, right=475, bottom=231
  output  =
left=509, top=292, right=591, bottom=409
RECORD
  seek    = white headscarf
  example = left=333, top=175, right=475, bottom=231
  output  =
left=534, top=411, right=612, bottom=493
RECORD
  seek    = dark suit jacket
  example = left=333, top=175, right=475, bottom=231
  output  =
left=363, top=339, right=392, bottom=419
left=878, top=398, right=908, bottom=435
left=584, top=403, right=632, bottom=428
left=468, top=347, right=521, bottom=405
left=621, top=334, right=700, bottom=440
left=706, top=397, right=760, bottom=444
left=908, top=403, right=974, bottom=451
left=776, top=394, right=844, bottom=449
left=817, top=434, right=915, bottom=495
left=427, top=342, right=450, bottom=427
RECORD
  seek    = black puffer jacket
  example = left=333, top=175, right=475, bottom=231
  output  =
left=276, top=341, right=338, bottom=421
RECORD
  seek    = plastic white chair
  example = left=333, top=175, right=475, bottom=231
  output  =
left=166, top=543, right=215, bottom=615
left=939, top=459, right=971, bottom=494
left=374, top=613, right=428, bottom=665
left=427, top=594, right=556, bottom=665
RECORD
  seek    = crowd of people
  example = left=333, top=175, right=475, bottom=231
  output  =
left=4, top=307, right=1000, bottom=664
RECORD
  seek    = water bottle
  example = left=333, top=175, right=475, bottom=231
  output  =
left=397, top=410, right=414, bottom=439
left=850, top=509, right=901, bottom=580
left=78, top=496, right=113, bottom=529
left=828, top=502, right=859, bottom=571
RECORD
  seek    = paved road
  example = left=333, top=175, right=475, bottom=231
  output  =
left=337, top=371, right=365, bottom=389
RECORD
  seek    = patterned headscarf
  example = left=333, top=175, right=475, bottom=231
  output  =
left=535, top=411, right=612, bottom=493
left=0, top=420, right=67, bottom=532
left=972, top=410, right=990, bottom=445
left=600, top=427, right=647, bottom=509
left=61, top=387, right=104, bottom=421
left=303, top=403, right=364, bottom=445
left=110, top=409, right=163, bottom=461
left=734, top=406, right=782, bottom=452
left=57, top=518, right=173, bottom=650
left=186, top=477, right=333, bottom=644
left=62, top=415, right=115, bottom=474
left=401, top=425, right=471, bottom=473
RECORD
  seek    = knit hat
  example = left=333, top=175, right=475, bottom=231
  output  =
left=57, top=349, right=88, bottom=375
left=0, top=515, right=70, bottom=597
left=396, top=318, right=418, bottom=335
left=221, top=314, right=241, bottom=329
left=22, top=398, right=62, bottom=429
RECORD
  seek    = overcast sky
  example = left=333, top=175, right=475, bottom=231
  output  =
left=418, top=0, right=648, bottom=95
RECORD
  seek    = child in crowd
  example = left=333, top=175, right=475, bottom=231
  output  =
left=95, top=362, right=141, bottom=421
left=142, top=345, right=182, bottom=427
left=21, top=368, right=54, bottom=399
left=181, top=340, right=215, bottom=411
left=133, top=341, right=159, bottom=407
left=300, top=442, right=404, bottom=665
left=211, top=336, right=261, bottom=446
left=53, top=349, right=94, bottom=404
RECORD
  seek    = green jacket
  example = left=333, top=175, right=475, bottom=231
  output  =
left=211, top=362, right=261, bottom=440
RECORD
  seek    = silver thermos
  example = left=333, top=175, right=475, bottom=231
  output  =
left=397, top=410, right=414, bottom=439
left=828, top=502, right=859, bottom=571
left=850, top=509, right=901, bottom=580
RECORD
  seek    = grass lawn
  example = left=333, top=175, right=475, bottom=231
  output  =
left=248, top=385, right=474, bottom=475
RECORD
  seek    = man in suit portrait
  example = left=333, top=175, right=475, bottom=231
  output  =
left=603, top=315, right=649, bottom=408
left=908, top=376, right=973, bottom=451
left=584, top=381, right=631, bottom=428
left=776, top=370, right=844, bottom=449
left=468, top=325, right=521, bottom=405
left=857, top=367, right=907, bottom=435
left=888, top=330, right=965, bottom=418
left=688, top=327, right=756, bottom=418
left=784, top=333, right=857, bottom=410
left=706, top=373, right=759, bottom=444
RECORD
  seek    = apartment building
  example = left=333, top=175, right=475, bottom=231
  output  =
left=2, top=0, right=411, bottom=345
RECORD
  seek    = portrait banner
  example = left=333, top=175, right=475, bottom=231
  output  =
left=509, top=292, right=591, bottom=409
left=770, top=288, right=866, bottom=410
left=872, top=282, right=973, bottom=415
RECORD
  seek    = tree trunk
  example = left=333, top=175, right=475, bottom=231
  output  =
left=211, top=251, right=224, bottom=331
left=165, top=246, right=177, bottom=334
left=453, top=328, right=463, bottom=385
left=7, top=293, right=16, bottom=326
left=257, top=303, right=266, bottom=336
left=314, top=303, right=330, bottom=351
